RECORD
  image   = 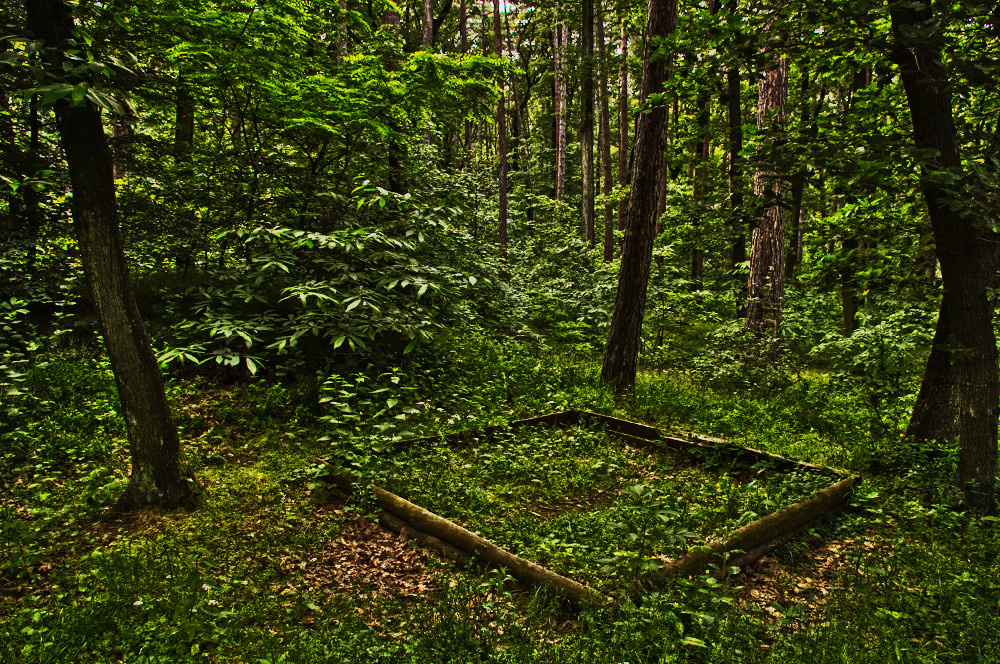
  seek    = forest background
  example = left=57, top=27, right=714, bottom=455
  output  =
left=1, top=0, right=999, bottom=662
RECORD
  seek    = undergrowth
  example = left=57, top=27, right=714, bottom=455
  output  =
left=1, top=335, right=997, bottom=663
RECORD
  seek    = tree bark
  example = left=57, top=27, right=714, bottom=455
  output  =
left=554, top=21, right=568, bottom=201
left=746, top=55, right=788, bottom=336
left=617, top=18, right=629, bottom=235
left=24, top=0, right=199, bottom=510
left=493, top=0, right=508, bottom=260
left=382, top=7, right=407, bottom=193
left=600, top=0, right=678, bottom=393
left=892, top=1, right=998, bottom=513
left=597, top=0, right=614, bottom=262
left=174, top=72, right=197, bottom=273
left=581, top=0, right=595, bottom=245
left=423, top=0, right=434, bottom=47
left=23, top=95, right=44, bottom=278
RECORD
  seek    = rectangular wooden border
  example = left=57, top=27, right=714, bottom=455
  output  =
left=321, top=409, right=857, bottom=604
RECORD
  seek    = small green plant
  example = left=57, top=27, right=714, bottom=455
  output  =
left=600, top=482, right=696, bottom=584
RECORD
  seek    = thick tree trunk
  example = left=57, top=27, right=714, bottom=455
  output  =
left=597, top=0, right=614, bottom=262
left=892, top=2, right=998, bottom=513
left=581, top=0, right=595, bottom=245
left=746, top=56, right=788, bottom=336
left=617, top=18, right=629, bottom=234
left=600, top=0, right=678, bottom=393
left=905, top=298, right=959, bottom=443
left=25, top=0, right=199, bottom=510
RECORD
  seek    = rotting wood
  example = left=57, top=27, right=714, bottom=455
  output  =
left=321, top=462, right=611, bottom=607
left=633, top=475, right=857, bottom=594
left=317, top=409, right=857, bottom=601
left=378, top=511, right=472, bottom=566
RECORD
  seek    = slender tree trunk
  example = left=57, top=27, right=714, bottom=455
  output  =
left=840, top=236, right=859, bottom=335
left=174, top=72, right=197, bottom=273
left=554, top=21, right=568, bottom=201
left=25, top=0, right=199, bottom=510
left=784, top=175, right=805, bottom=281
left=892, top=1, right=998, bottom=513
left=423, top=0, right=434, bottom=47
left=600, top=0, right=678, bottom=393
left=746, top=55, right=789, bottom=336
left=460, top=0, right=472, bottom=162
left=692, top=90, right=710, bottom=290
left=617, top=18, right=629, bottom=235
left=690, top=0, right=718, bottom=291
left=23, top=95, right=44, bottom=277
left=493, top=0, right=508, bottom=260
left=581, top=0, right=595, bottom=244
left=111, top=112, right=131, bottom=181
left=597, top=0, right=614, bottom=261
left=724, top=0, right=746, bottom=316
left=382, top=7, right=407, bottom=193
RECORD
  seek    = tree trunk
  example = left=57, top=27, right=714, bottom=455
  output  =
left=724, top=0, right=746, bottom=317
left=692, top=91, right=710, bottom=290
left=174, top=72, right=197, bottom=273
left=892, top=1, right=998, bottom=513
left=554, top=21, right=568, bottom=201
left=23, top=95, right=44, bottom=278
left=905, top=297, right=960, bottom=444
left=423, top=0, right=434, bottom=47
left=597, top=0, right=614, bottom=262
left=600, top=0, right=678, bottom=393
left=460, top=0, right=472, bottom=164
left=746, top=55, right=789, bottom=336
left=493, top=0, right=508, bottom=259
left=382, top=7, right=407, bottom=193
left=784, top=71, right=815, bottom=283
left=24, top=0, right=199, bottom=510
left=690, top=0, right=718, bottom=291
left=617, top=18, right=629, bottom=235
left=581, top=0, right=595, bottom=245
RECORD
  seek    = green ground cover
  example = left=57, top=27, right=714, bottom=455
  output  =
left=382, top=424, right=831, bottom=589
left=1, top=339, right=998, bottom=663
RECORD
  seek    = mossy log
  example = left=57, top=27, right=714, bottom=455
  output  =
left=634, top=475, right=857, bottom=594
left=322, top=463, right=610, bottom=607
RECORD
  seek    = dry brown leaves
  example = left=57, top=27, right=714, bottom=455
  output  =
left=298, top=512, right=439, bottom=601
left=734, top=533, right=886, bottom=623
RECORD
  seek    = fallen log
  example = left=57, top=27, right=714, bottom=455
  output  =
left=634, top=475, right=857, bottom=594
left=321, top=462, right=610, bottom=607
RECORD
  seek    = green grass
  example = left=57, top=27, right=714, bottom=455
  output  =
left=1, top=339, right=998, bottom=663
left=381, top=423, right=831, bottom=589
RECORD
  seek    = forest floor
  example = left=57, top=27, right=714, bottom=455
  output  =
left=2, top=349, right=999, bottom=663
